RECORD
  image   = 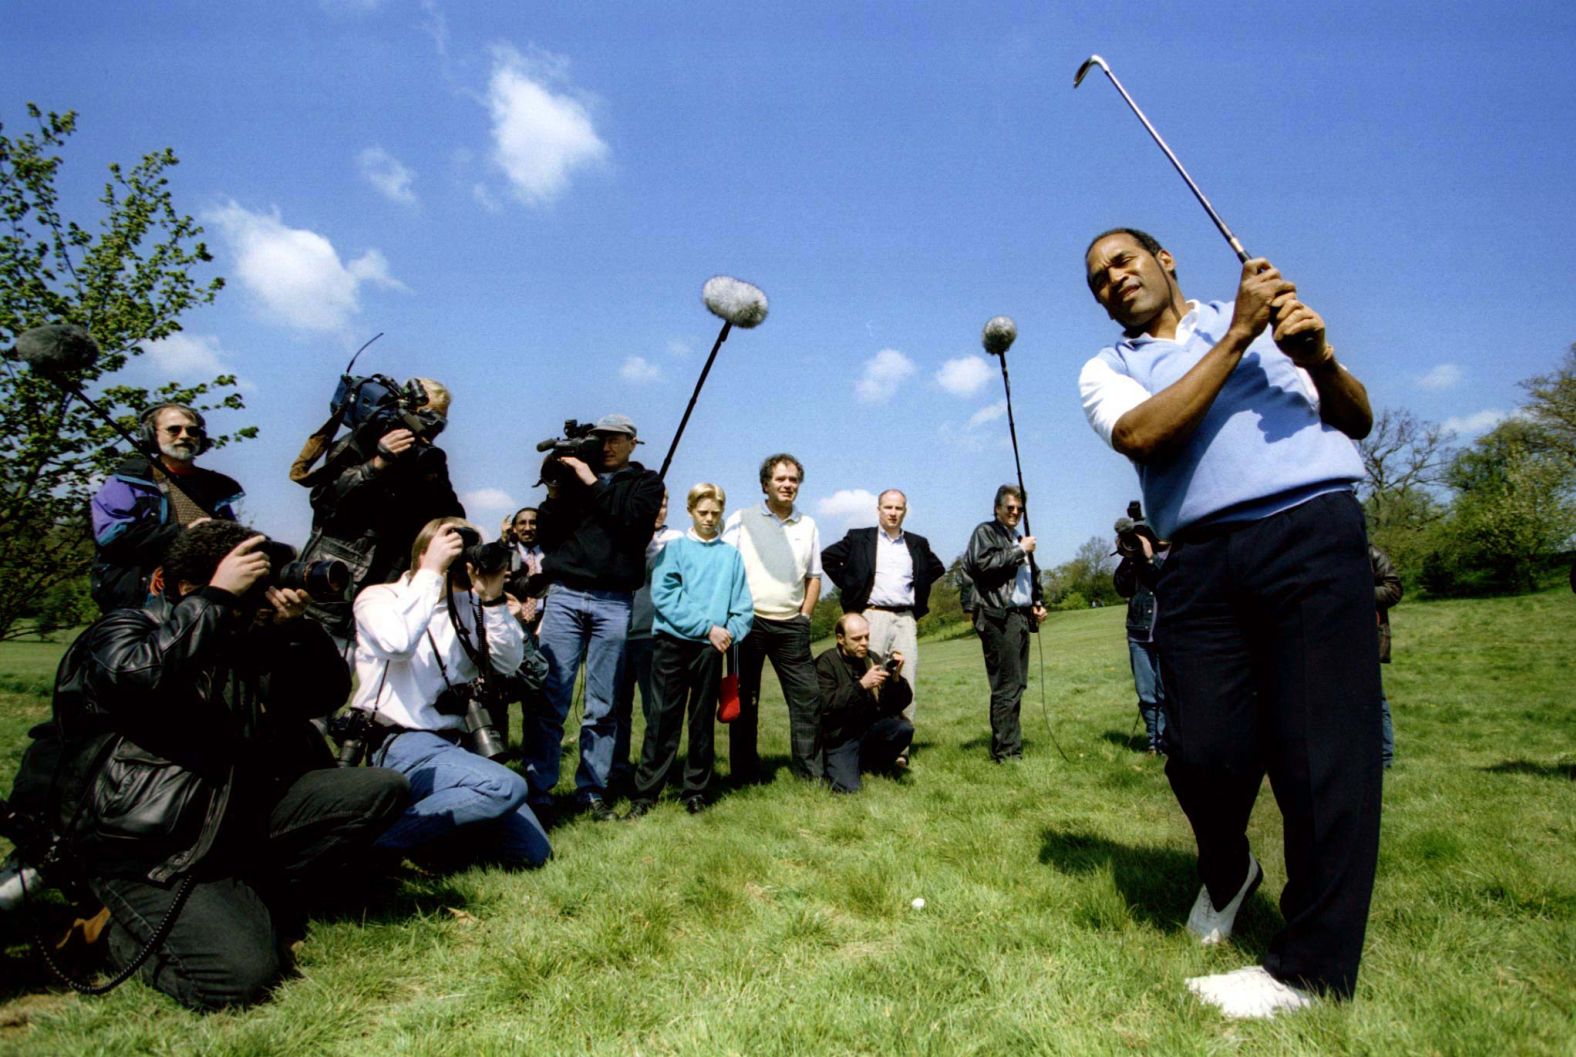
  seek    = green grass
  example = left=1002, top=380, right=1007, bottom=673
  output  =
left=1, top=591, right=1573, bottom=1055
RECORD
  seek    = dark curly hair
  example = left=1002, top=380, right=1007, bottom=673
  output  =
left=161, top=520, right=261, bottom=591
left=758, top=453, right=805, bottom=490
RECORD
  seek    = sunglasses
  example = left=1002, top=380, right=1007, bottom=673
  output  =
left=162, top=424, right=206, bottom=437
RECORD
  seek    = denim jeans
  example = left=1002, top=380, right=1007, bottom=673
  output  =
left=373, top=731, right=551, bottom=867
left=1379, top=684, right=1394, bottom=765
left=524, top=584, right=632, bottom=804
left=1128, top=639, right=1168, bottom=751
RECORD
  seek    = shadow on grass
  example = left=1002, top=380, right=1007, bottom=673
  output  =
left=1036, top=828, right=1278, bottom=949
left=1101, top=729, right=1151, bottom=753
left=1482, top=759, right=1576, bottom=781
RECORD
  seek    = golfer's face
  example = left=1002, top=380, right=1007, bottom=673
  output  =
left=767, top=463, right=801, bottom=506
left=1086, top=234, right=1173, bottom=328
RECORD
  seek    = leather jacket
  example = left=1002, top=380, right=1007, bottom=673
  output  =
left=50, top=589, right=350, bottom=883
left=961, top=519, right=1042, bottom=614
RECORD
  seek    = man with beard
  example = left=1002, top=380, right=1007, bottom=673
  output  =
left=90, top=403, right=243, bottom=613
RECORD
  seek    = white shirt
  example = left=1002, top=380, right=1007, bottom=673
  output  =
left=868, top=529, right=915, bottom=607
left=350, top=568, right=525, bottom=731
left=722, top=501, right=822, bottom=620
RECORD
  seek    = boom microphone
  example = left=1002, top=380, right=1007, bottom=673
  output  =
left=13, top=324, right=101, bottom=379
left=701, top=276, right=769, bottom=329
left=982, top=316, right=1017, bottom=357
left=659, top=276, right=771, bottom=480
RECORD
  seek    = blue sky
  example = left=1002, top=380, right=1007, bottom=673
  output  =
left=5, top=1, right=1575, bottom=567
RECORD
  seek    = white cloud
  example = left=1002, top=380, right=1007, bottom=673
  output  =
left=666, top=339, right=692, bottom=358
left=461, top=488, right=517, bottom=525
left=358, top=147, right=417, bottom=206
left=619, top=355, right=662, bottom=383
left=935, top=355, right=992, bottom=397
left=1417, top=363, right=1463, bottom=391
left=485, top=44, right=609, bottom=206
left=145, top=332, right=226, bottom=376
left=471, top=183, right=503, bottom=213
left=205, top=200, right=408, bottom=332
left=967, top=401, right=1007, bottom=429
left=855, top=348, right=915, bottom=404
left=1443, top=409, right=1508, bottom=436
left=816, top=489, right=879, bottom=529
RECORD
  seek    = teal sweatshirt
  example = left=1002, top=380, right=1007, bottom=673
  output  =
left=650, top=534, right=754, bottom=644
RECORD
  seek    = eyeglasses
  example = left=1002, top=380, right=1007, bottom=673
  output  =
left=1001, top=505, right=1023, bottom=513
left=162, top=424, right=206, bottom=437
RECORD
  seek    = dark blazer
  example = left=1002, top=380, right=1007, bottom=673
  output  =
left=815, top=646, right=913, bottom=745
left=821, top=527, right=947, bottom=620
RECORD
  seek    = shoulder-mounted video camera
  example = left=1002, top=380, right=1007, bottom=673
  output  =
left=1114, top=500, right=1160, bottom=558
left=534, top=419, right=604, bottom=486
left=333, top=374, right=446, bottom=444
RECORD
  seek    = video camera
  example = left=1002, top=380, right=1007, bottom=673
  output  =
left=333, top=373, right=446, bottom=443
left=534, top=419, right=604, bottom=486
left=1114, top=500, right=1160, bottom=558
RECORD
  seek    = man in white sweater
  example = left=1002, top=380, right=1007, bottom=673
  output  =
left=351, top=517, right=550, bottom=867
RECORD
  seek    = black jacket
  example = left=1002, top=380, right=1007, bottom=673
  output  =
left=815, top=646, right=913, bottom=745
left=537, top=461, right=664, bottom=593
left=1370, top=544, right=1402, bottom=664
left=1114, top=548, right=1168, bottom=642
left=50, top=589, right=352, bottom=883
left=821, top=528, right=947, bottom=620
left=301, top=434, right=464, bottom=638
left=961, top=520, right=1042, bottom=613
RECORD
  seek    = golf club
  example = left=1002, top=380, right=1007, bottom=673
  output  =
left=1074, top=54, right=1251, bottom=263
left=658, top=276, right=769, bottom=481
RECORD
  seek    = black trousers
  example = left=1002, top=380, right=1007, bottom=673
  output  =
left=824, top=716, right=914, bottom=793
left=92, top=766, right=408, bottom=1011
left=733, top=614, right=821, bottom=780
left=974, top=608, right=1030, bottom=760
left=1158, top=491, right=1382, bottom=997
left=633, top=633, right=721, bottom=801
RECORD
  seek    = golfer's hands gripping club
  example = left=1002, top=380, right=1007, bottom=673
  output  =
left=1227, top=258, right=1330, bottom=366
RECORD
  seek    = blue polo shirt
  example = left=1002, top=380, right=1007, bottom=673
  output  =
left=1079, top=300, right=1363, bottom=538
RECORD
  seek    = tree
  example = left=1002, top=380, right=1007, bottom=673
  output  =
left=1045, top=536, right=1121, bottom=610
left=1358, top=408, right=1454, bottom=582
left=0, top=105, right=251, bottom=640
left=1520, top=344, right=1576, bottom=463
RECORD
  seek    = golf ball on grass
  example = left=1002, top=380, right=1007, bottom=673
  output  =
left=911, top=897, right=926, bottom=910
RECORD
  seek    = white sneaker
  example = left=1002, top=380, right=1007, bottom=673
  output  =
left=1185, top=965, right=1312, bottom=1020
left=1186, top=854, right=1262, bottom=945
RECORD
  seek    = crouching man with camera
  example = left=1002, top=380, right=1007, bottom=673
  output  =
left=350, top=517, right=551, bottom=868
left=50, top=521, right=409, bottom=1011
left=815, top=613, right=914, bottom=794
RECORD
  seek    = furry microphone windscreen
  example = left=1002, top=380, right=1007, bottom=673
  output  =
left=702, top=276, right=769, bottom=328
left=981, top=316, right=1017, bottom=357
left=13, top=323, right=101, bottom=377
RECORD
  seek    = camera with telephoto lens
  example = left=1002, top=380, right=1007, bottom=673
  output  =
left=254, top=540, right=352, bottom=601
left=1114, top=500, right=1160, bottom=558
left=433, top=681, right=508, bottom=761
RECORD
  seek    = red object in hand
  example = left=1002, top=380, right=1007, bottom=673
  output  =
left=717, top=672, right=741, bottom=723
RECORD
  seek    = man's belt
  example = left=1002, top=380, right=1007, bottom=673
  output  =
left=865, top=604, right=913, bottom=612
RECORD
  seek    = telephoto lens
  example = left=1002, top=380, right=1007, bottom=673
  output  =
left=463, top=699, right=508, bottom=761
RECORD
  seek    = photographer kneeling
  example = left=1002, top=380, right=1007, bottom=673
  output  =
left=815, top=613, right=914, bottom=794
left=51, top=521, right=409, bottom=1011
left=351, top=517, right=550, bottom=868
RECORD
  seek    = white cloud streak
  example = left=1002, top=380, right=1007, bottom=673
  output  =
left=1442, top=409, right=1508, bottom=436
left=967, top=400, right=1007, bottom=429
left=619, top=355, right=662, bottom=383
left=935, top=355, right=992, bottom=397
left=462, top=488, right=517, bottom=524
left=145, top=332, right=227, bottom=376
left=485, top=44, right=609, bottom=206
left=205, top=201, right=408, bottom=332
left=1417, top=363, right=1463, bottom=391
left=855, top=348, right=915, bottom=404
left=358, top=147, right=417, bottom=206
left=816, top=489, right=879, bottom=529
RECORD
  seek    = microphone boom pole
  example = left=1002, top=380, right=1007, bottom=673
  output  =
left=658, top=276, right=769, bottom=481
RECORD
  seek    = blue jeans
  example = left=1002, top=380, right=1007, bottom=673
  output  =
left=372, top=731, right=550, bottom=867
left=1128, top=639, right=1167, bottom=751
left=1380, top=683, right=1394, bottom=765
left=525, top=585, right=632, bottom=804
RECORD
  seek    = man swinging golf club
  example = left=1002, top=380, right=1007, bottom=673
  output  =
left=1079, top=227, right=1381, bottom=1020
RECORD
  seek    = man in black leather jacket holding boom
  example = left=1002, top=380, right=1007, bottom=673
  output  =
left=49, top=521, right=407, bottom=1011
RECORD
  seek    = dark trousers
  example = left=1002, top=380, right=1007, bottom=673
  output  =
left=824, top=716, right=914, bottom=793
left=975, top=608, right=1030, bottom=760
left=92, top=767, right=407, bottom=1011
left=633, top=633, right=720, bottom=801
left=1158, top=491, right=1382, bottom=997
left=612, top=635, right=656, bottom=787
left=734, top=614, right=821, bottom=780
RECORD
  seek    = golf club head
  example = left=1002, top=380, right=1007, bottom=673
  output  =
left=1074, top=54, right=1110, bottom=88
left=981, top=316, right=1017, bottom=357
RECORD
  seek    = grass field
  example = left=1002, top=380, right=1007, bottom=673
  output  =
left=0, top=589, right=1572, bottom=1055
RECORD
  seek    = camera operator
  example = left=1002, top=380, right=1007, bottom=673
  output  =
left=298, top=378, right=464, bottom=652
left=1113, top=505, right=1170, bottom=755
left=89, top=403, right=243, bottom=613
left=48, top=521, right=409, bottom=1011
left=350, top=517, right=551, bottom=868
left=815, top=614, right=913, bottom=794
left=522, top=414, right=663, bottom=822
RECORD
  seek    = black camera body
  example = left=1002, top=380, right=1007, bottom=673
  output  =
left=882, top=657, right=901, bottom=674
left=448, top=526, right=512, bottom=579
left=534, top=419, right=604, bottom=487
left=1114, top=500, right=1160, bottom=558
left=333, top=373, right=446, bottom=443
left=433, top=681, right=508, bottom=761
left=255, top=540, right=351, bottom=601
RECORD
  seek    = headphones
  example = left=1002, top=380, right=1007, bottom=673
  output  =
left=139, top=403, right=213, bottom=456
